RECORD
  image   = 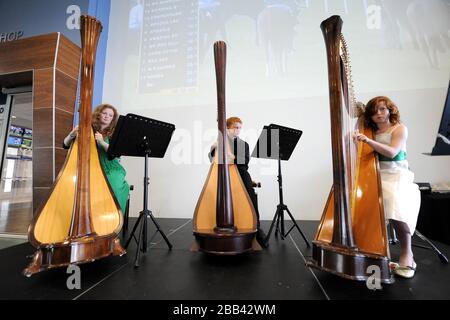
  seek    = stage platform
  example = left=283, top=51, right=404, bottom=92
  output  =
left=0, top=219, right=449, bottom=300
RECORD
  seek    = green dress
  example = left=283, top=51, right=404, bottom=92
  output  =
left=98, top=137, right=130, bottom=214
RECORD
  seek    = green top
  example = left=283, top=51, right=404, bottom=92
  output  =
left=98, top=137, right=130, bottom=214
left=378, top=150, right=407, bottom=162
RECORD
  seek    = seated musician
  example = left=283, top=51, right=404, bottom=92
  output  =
left=63, top=104, right=130, bottom=215
left=355, top=96, right=421, bottom=278
left=209, top=117, right=268, bottom=248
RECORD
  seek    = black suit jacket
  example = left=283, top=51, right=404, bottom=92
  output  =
left=209, top=136, right=260, bottom=221
left=209, top=136, right=249, bottom=167
left=209, top=136, right=252, bottom=188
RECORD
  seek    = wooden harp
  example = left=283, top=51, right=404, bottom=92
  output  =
left=307, top=16, right=393, bottom=283
left=24, top=15, right=125, bottom=277
left=193, top=41, right=258, bottom=254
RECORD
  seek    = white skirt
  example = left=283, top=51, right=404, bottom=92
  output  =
left=380, top=168, right=421, bottom=234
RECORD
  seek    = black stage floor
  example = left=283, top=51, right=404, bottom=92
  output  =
left=0, top=219, right=449, bottom=300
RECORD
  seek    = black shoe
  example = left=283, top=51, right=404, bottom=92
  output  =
left=256, top=228, right=269, bottom=249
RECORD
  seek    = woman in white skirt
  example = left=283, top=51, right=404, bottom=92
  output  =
left=355, top=96, right=421, bottom=278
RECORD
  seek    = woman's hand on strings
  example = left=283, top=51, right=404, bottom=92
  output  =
left=94, top=131, right=105, bottom=143
left=94, top=131, right=109, bottom=151
left=69, top=126, right=79, bottom=139
left=353, top=129, right=369, bottom=143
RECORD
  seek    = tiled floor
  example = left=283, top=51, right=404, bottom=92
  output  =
left=0, top=200, right=32, bottom=234
left=0, top=237, right=27, bottom=250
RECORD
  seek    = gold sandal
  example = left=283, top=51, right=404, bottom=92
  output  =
left=393, top=262, right=417, bottom=279
left=389, top=262, right=400, bottom=270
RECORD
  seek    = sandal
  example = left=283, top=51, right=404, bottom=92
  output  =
left=393, top=261, right=417, bottom=279
left=389, top=261, right=400, bottom=270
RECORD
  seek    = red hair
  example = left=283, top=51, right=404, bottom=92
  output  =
left=364, top=96, right=400, bottom=130
left=226, top=117, right=242, bottom=129
left=91, top=104, right=119, bottom=138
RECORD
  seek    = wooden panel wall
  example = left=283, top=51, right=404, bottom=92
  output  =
left=0, top=34, right=58, bottom=73
left=0, top=33, right=80, bottom=212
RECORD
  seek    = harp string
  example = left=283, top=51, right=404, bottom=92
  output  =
left=339, top=34, right=359, bottom=205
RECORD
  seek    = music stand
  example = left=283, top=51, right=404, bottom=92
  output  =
left=251, top=124, right=309, bottom=247
left=430, top=81, right=450, bottom=155
left=108, top=113, right=175, bottom=267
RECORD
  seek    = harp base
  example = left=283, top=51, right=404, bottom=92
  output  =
left=23, top=236, right=125, bottom=277
left=194, top=230, right=257, bottom=255
left=306, top=240, right=394, bottom=284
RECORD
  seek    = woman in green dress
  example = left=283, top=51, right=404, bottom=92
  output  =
left=63, top=104, right=130, bottom=214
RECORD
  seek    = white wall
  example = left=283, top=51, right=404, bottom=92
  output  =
left=117, top=86, right=450, bottom=220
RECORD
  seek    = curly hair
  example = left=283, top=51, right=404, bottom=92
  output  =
left=364, top=96, right=400, bottom=131
left=226, top=117, right=242, bottom=128
left=91, top=104, right=119, bottom=138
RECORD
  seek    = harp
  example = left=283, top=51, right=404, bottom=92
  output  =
left=193, top=41, right=258, bottom=254
left=24, top=16, right=125, bottom=276
left=307, top=16, right=393, bottom=283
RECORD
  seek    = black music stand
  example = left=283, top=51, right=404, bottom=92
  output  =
left=108, top=113, right=175, bottom=267
left=252, top=124, right=309, bottom=247
left=431, top=81, right=450, bottom=155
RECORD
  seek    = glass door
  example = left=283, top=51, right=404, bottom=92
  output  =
left=0, top=91, right=33, bottom=235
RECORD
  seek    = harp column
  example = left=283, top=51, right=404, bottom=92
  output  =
left=321, top=15, right=355, bottom=248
